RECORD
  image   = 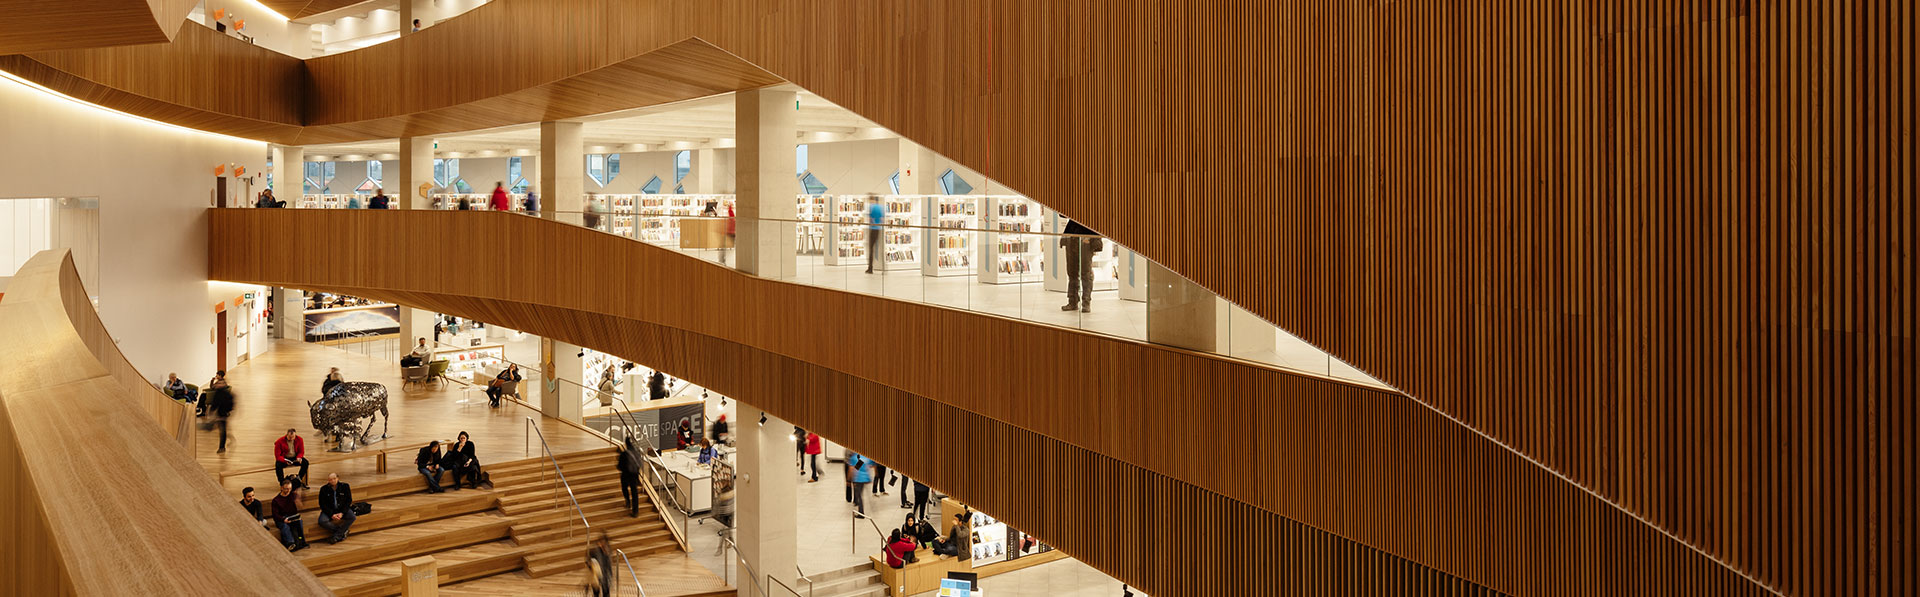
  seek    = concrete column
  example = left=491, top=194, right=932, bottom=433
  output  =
left=897, top=140, right=934, bottom=194
left=271, top=145, right=304, bottom=206
left=1146, top=262, right=1219, bottom=352
left=692, top=148, right=719, bottom=194
left=735, top=403, right=797, bottom=596
left=398, top=307, right=435, bottom=354
left=272, top=288, right=301, bottom=340
left=540, top=338, right=583, bottom=423
left=734, top=89, right=798, bottom=279
left=398, top=137, right=435, bottom=209
left=540, top=122, right=584, bottom=220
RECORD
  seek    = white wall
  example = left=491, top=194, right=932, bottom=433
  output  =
left=191, top=3, right=310, bottom=58
left=0, top=74, right=269, bottom=384
left=595, top=151, right=676, bottom=194
left=318, top=9, right=402, bottom=45
left=804, top=139, right=896, bottom=195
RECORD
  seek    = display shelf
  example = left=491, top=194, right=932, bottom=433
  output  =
left=878, top=195, right=922, bottom=271
left=615, top=194, right=736, bottom=245
left=980, top=196, right=1044, bottom=284
left=823, top=195, right=867, bottom=266
left=795, top=194, right=830, bottom=255
left=922, top=196, right=978, bottom=276
left=432, top=343, right=506, bottom=382
left=298, top=194, right=355, bottom=209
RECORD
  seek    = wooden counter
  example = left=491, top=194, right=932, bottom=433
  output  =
left=676, top=218, right=732, bottom=249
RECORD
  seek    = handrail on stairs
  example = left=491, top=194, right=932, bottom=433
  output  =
left=524, top=416, right=596, bottom=554
left=615, top=548, right=649, bottom=597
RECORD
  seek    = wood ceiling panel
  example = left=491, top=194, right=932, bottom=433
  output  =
left=209, top=210, right=1772, bottom=597
left=0, top=0, right=197, bottom=53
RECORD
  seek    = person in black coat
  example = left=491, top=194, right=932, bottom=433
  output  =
left=911, top=479, right=933, bottom=520
left=616, top=438, right=643, bottom=518
left=442, top=431, right=480, bottom=489
left=316, top=473, right=356, bottom=544
left=415, top=441, right=446, bottom=493
left=1059, top=219, right=1101, bottom=312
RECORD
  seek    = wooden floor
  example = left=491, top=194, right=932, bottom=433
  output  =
left=198, top=338, right=609, bottom=495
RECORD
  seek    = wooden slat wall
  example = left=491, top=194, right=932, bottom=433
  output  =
left=7, top=2, right=1908, bottom=594
left=209, top=210, right=1773, bottom=597
left=0, top=251, right=331, bottom=596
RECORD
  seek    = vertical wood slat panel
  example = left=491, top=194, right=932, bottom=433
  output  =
left=208, top=210, right=1785, bottom=596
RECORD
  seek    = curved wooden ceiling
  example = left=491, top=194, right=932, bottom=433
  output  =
left=0, top=0, right=197, bottom=54
left=207, top=209, right=1769, bottom=597
left=4, top=2, right=1905, bottom=595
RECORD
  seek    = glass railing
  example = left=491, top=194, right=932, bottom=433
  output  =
left=524, top=209, right=1387, bottom=389
left=244, top=204, right=1387, bottom=388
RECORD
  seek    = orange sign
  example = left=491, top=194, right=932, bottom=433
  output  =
left=234, top=166, right=246, bottom=176
left=213, top=8, right=225, bottom=20
left=235, top=19, right=245, bottom=30
left=214, top=164, right=226, bottom=176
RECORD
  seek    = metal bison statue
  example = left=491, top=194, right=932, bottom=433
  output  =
left=308, top=381, right=390, bottom=450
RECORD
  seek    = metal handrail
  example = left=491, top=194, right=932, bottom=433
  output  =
left=523, top=416, right=593, bottom=537
left=768, top=574, right=806, bottom=597
left=541, top=209, right=1107, bottom=239
left=615, top=548, right=648, bottom=597
left=721, top=536, right=770, bottom=597
left=854, top=510, right=890, bottom=555
left=793, top=564, right=814, bottom=597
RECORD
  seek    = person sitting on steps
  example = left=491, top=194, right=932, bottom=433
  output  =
left=416, top=440, right=446, bottom=493
left=273, top=428, right=310, bottom=487
left=271, top=478, right=308, bottom=552
left=316, top=473, right=356, bottom=544
left=443, top=431, right=480, bottom=490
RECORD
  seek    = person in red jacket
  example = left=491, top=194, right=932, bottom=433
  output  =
left=274, top=428, right=309, bottom=487
left=489, top=182, right=511, bottom=211
left=804, top=432, right=824, bottom=482
left=884, top=529, right=917, bottom=568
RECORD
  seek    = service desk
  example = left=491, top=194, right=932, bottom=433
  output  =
left=869, top=498, right=1068, bottom=594
left=648, top=449, right=722, bottom=513
left=677, top=218, right=733, bottom=249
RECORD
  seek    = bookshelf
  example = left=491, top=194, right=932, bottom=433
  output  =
left=980, top=196, right=1043, bottom=284
left=923, top=195, right=978, bottom=276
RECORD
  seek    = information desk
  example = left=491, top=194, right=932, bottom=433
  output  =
left=647, top=448, right=730, bottom=513
left=869, top=498, right=1068, bottom=594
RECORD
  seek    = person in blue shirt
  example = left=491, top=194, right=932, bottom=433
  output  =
left=865, top=194, right=886, bottom=274
left=847, top=452, right=873, bottom=515
left=346, top=194, right=363, bottom=209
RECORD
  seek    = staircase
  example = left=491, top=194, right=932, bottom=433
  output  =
left=803, top=562, right=888, bottom=597
left=292, top=445, right=683, bottom=596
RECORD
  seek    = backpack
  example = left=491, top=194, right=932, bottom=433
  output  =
left=350, top=502, right=372, bottom=516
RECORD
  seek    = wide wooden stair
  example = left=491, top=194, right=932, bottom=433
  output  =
left=291, top=445, right=685, bottom=596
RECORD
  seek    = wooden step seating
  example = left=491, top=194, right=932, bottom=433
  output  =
left=294, top=445, right=684, bottom=595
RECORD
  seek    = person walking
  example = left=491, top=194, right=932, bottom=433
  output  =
left=911, top=478, right=933, bottom=520
left=522, top=189, right=539, bottom=215
left=345, top=194, right=363, bottom=209
left=596, top=367, right=621, bottom=407
left=805, top=432, right=824, bottom=482
left=616, top=438, right=643, bottom=518
left=898, top=473, right=914, bottom=509
left=206, top=370, right=235, bottom=453
left=871, top=460, right=889, bottom=498
left=316, top=473, right=356, bottom=544
left=864, top=194, right=886, bottom=274
left=1060, top=219, right=1101, bottom=313
left=489, top=181, right=511, bottom=211
left=847, top=452, right=872, bottom=515
left=273, top=428, right=310, bottom=486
